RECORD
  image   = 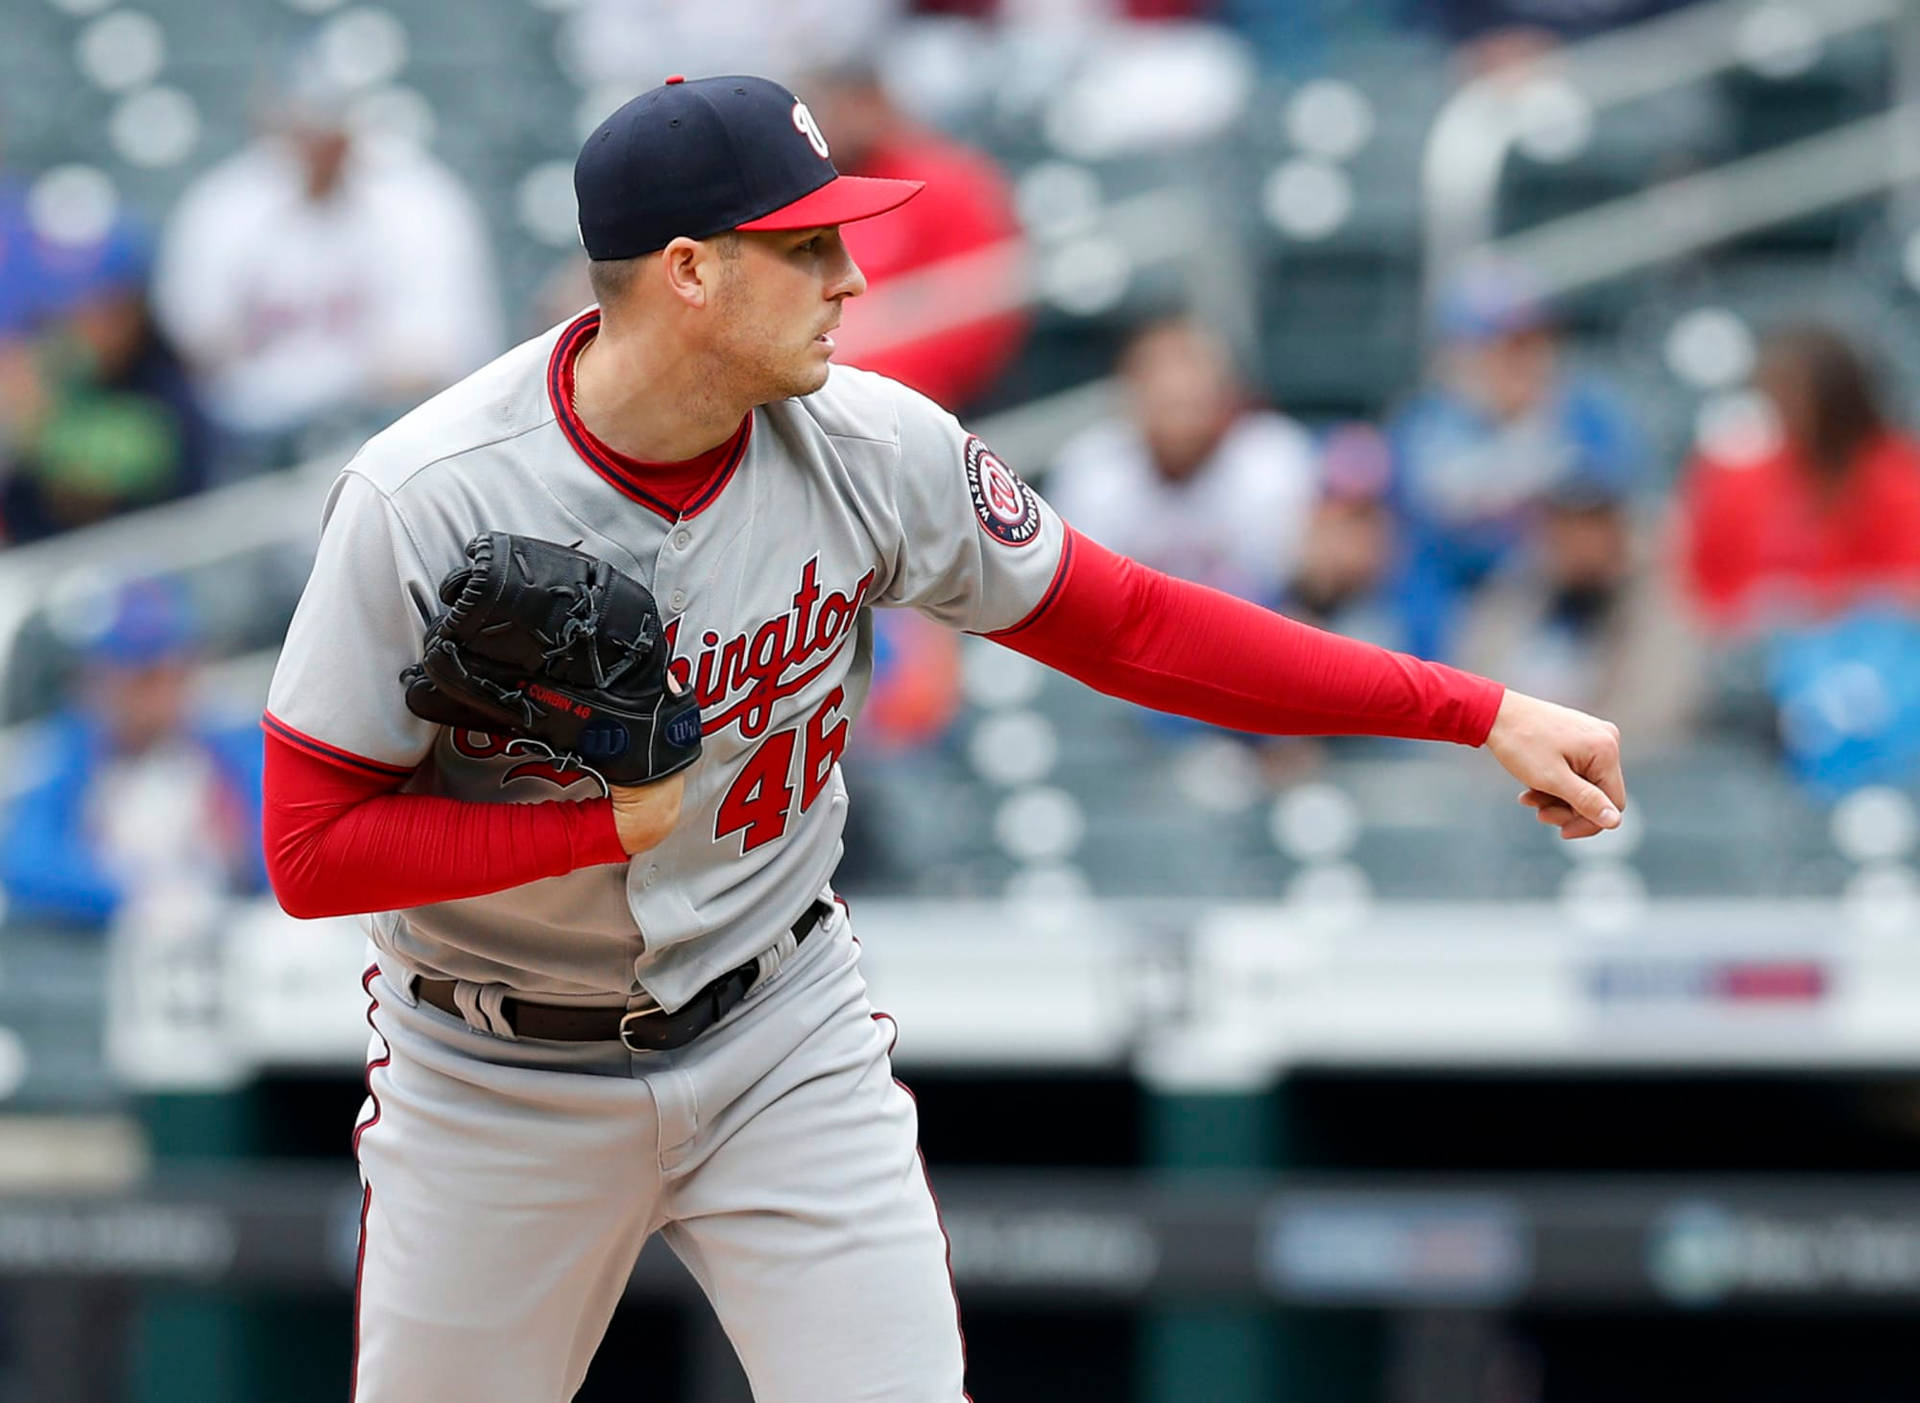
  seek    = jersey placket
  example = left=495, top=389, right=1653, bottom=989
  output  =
left=655, top=518, right=696, bottom=617
left=624, top=506, right=720, bottom=998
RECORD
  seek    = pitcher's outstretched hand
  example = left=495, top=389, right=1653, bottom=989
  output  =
left=1483, top=690, right=1627, bottom=841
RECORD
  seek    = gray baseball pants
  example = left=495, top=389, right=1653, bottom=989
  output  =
left=349, top=906, right=969, bottom=1401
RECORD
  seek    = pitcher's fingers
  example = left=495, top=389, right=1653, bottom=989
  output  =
left=1584, top=739, right=1628, bottom=814
left=1556, top=769, right=1621, bottom=828
left=1525, top=791, right=1605, bottom=838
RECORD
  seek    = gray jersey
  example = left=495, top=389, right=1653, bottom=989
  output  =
left=267, top=310, right=1065, bottom=1011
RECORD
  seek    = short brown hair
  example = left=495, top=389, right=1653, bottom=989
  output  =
left=586, top=256, right=641, bottom=311
left=586, top=232, right=741, bottom=314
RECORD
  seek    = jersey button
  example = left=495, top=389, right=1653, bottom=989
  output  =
left=673, top=528, right=691, bottom=549
left=668, top=590, right=687, bottom=611
left=642, top=865, right=658, bottom=888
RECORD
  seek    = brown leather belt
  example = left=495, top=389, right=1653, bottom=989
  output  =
left=415, top=900, right=831, bottom=1053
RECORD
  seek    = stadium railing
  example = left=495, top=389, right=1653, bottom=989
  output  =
left=1421, top=0, right=1912, bottom=297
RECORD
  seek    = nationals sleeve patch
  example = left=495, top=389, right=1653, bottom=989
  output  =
left=964, top=436, right=1041, bottom=548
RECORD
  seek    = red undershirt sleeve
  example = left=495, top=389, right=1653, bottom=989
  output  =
left=988, top=528, right=1505, bottom=746
left=261, top=727, right=630, bottom=920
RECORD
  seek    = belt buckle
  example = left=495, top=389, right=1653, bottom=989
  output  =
left=619, top=1008, right=662, bottom=1054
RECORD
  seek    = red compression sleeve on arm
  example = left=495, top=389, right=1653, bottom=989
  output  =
left=990, top=530, right=1506, bottom=745
left=261, top=724, right=629, bottom=920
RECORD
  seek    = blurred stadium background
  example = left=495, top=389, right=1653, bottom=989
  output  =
left=5, top=0, right=1920, bottom=1398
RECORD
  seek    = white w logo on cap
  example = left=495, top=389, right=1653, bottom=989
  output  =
left=791, top=101, right=830, bottom=161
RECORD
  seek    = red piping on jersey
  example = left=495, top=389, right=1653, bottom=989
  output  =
left=352, top=965, right=390, bottom=1159
left=873, top=1012, right=973, bottom=1403
left=679, top=419, right=754, bottom=517
left=349, top=963, right=388, bottom=1403
left=883, top=1056, right=975, bottom=1403
left=916, top=1142, right=974, bottom=1403
left=263, top=711, right=413, bottom=779
left=987, top=526, right=1506, bottom=746
left=349, top=1182, right=373, bottom=1402
left=986, top=530, right=1076, bottom=641
left=547, top=309, right=753, bottom=521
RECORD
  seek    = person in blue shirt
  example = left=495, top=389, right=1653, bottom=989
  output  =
left=1387, top=261, right=1645, bottom=661
left=0, top=578, right=264, bottom=931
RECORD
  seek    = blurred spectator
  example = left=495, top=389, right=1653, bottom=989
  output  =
left=804, top=64, right=1028, bottom=411
left=1387, top=262, right=1643, bottom=659
left=0, top=140, right=104, bottom=337
left=834, top=607, right=964, bottom=889
left=152, top=55, right=502, bottom=468
left=1432, top=0, right=1693, bottom=41
left=1260, top=424, right=1416, bottom=781
left=559, top=0, right=899, bottom=93
left=1281, top=423, right=1411, bottom=651
left=911, top=0, right=1216, bottom=20
left=1679, top=326, right=1920, bottom=635
left=1423, top=0, right=1698, bottom=74
left=0, top=579, right=264, bottom=931
left=863, top=608, right=964, bottom=754
left=1763, top=605, right=1920, bottom=798
left=1455, top=477, right=1700, bottom=749
left=1047, top=315, right=1317, bottom=603
left=0, top=169, right=47, bottom=338
left=0, top=218, right=215, bottom=542
left=1676, top=328, right=1920, bottom=794
left=2, top=141, right=176, bottom=339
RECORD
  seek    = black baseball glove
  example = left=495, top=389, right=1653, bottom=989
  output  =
left=399, top=532, right=702, bottom=786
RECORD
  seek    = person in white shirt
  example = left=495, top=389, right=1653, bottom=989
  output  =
left=557, top=0, right=900, bottom=93
left=152, top=65, right=502, bottom=465
left=1045, top=315, right=1318, bottom=606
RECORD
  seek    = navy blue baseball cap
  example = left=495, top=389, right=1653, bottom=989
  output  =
left=574, top=74, right=923, bottom=261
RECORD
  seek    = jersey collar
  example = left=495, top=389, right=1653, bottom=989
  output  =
left=546, top=309, right=752, bottom=522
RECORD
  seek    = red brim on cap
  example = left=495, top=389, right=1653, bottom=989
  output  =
left=735, top=174, right=925, bottom=232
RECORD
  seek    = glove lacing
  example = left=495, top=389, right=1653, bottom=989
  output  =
left=537, top=567, right=651, bottom=690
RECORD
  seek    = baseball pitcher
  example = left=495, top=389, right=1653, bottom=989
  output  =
left=261, top=75, right=1626, bottom=1402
